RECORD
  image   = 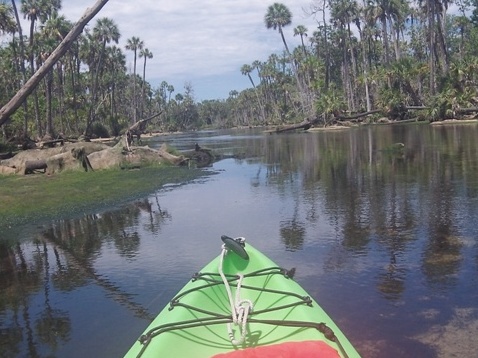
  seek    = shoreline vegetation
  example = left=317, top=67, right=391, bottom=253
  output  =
left=4, top=0, right=478, bottom=150
left=0, top=165, right=210, bottom=239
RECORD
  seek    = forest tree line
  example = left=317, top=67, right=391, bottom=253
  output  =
left=1, top=0, right=478, bottom=144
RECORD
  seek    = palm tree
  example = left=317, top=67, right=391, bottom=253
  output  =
left=139, top=47, right=153, bottom=119
left=85, top=17, right=120, bottom=134
left=0, top=4, right=17, bottom=104
left=241, top=63, right=265, bottom=123
left=330, top=0, right=360, bottom=111
left=125, top=36, right=144, bottom=123
left=21, top=0, right=44, bottom=137
left=40, top=14, right=71, bottom=136
left=20, top=0, right=62, bottom=138
left=354, top=13, right=372, bottom=112
left=293, top=25, right=316, bottom=102
left=0, top=3, right=16, bottom=35
left=368, top=0, right=391, bottom=66
left=167, top=84, right=174, bottom=103
left=7, top=0, right=30, bottom=136
left=104, top=45, right=126, bottom=123
left=293, top=25, right=308, bottom=56
left=264, top=3, right=311, bottom=115
left=264, top=3, right=293, bottom=55
left=0, top=0, right=111, bottom=129
left=388, top=0, right=409, bottom=61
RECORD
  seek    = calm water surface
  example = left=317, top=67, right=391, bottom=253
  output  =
left=1, top=124, right=478, bottom=357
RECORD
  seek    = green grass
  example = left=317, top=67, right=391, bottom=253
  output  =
left=0, top=166, right=210, bottom=235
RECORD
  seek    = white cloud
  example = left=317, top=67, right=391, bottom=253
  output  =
left=54, top=0, right=321, bottom=100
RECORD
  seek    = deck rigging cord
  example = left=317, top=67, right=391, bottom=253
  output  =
left=136, top=237, right=349, bottom=358
left=218, top=237, right=253, bottom=346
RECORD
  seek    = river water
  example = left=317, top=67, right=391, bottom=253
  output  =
left=1, top=124, right=478, bottom=357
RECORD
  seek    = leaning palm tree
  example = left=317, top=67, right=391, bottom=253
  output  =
left=139, top=47, right=152, bottom=118
left=264, top=3, right=293, bottom=55
left=125, top=36, right=144, bottom=123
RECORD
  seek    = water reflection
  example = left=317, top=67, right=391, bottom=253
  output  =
left=0, top=240, right=71, bottom=357
left=0, top=199, right=172, bottom=357
left=1, top=124, right=478, bottom=357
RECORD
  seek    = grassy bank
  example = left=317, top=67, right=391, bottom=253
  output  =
left=0, top=166, right=210, bottom=236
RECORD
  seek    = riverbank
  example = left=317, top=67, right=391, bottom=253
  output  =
left=0, top=165, right=210, bottom=239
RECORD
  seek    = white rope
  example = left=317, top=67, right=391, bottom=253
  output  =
left=218, top=243, right=253, bottom=346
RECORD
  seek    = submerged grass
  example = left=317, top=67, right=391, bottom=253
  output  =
left=0, top=166, right=210, bottom=236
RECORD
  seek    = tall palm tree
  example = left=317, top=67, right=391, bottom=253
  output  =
left=125, top=36, right=144, bottom=123
left=103, top=45, right=125, bottom=126
left=8, top=0, right=30, bottom=136
left=139, top=47, right=152, bottom=119
left=369, top=0, right=391, bottom=66
left=293, top=25, right=316, bottom=102
left=354, top=12, right=372, bottom=112
left=241, top=63, right=265, bottom=123
left=330, top=0, right=360, bottom=111
left=387, top=0, right=409, bottom=61
left=40, top=14, right=71, bottom=136
left=21, top=0, right=62, bottom=138
left=433, top=0, right=450, bottom=75
left=264, top=3, right=311, bottom=115
left=86, top=17, right=120, bottom=134
left=264, top=3, right=293, bottom=55
left=293, top=25, right=308, bottom=56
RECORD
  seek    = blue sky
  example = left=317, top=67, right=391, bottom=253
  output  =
left=57, top=0, right=323, bottom=101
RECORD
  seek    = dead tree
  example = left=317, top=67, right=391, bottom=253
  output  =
left=125, top=112, right=162, bottom=149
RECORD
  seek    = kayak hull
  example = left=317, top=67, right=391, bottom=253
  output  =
left=124, top=241, right=360, bottom=357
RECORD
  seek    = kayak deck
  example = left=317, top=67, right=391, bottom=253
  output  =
left=124, top=239, right=360, bottom=357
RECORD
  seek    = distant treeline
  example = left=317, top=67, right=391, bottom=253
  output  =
left=1, top=0, right=478, bottom=142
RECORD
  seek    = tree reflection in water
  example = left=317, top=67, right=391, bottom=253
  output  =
left=280, top=219, right=306, bottom=251
left=0, top=198, right=170, bottom=356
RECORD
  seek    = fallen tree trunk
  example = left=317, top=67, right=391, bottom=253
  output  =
left=456, top=107, right=478, bottom=114
left=158, top=144, right=188, bottom=166
left=128, top=112, right=162, bottom=133
left=273, top=119, right=312, bottom=133
left=377, top=117, right=420, bottom=125
left=40, top=139, right=65, bottom=148
left=337, top=109, right=382, bottom=121
left=24, top=160, right=47, bottom=174
left=118, top=112, right=163, bottom=150
left=406, top=106, right=429, bottom=110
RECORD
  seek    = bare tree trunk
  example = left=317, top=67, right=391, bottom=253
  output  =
left=10, top=0, right=29, bottom=136
left=361, top=34, right=371, bottom=112
left=428, top=0, right=436, bottom=95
